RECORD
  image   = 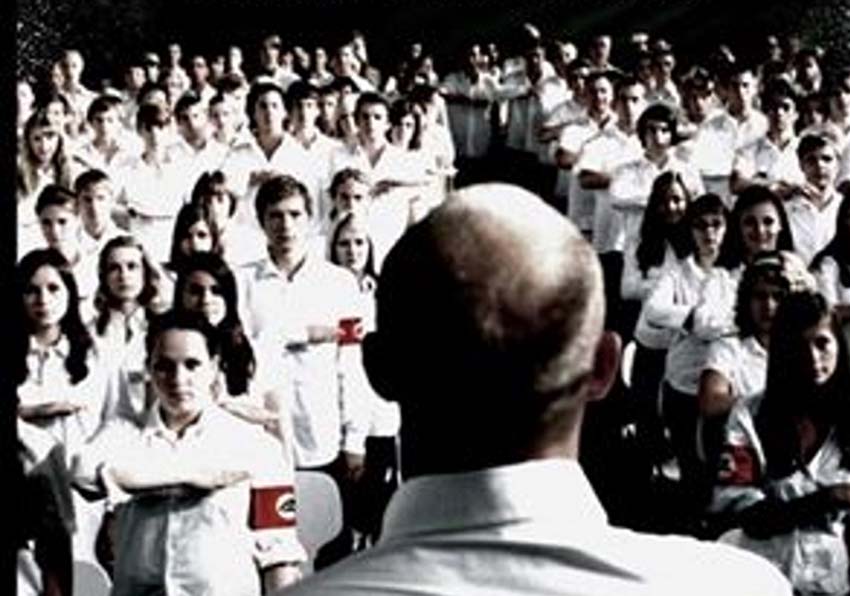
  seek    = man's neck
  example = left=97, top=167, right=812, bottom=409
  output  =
left=270, top=248, right=307, bottom=278
left=257, top=130, right=284, bottom=157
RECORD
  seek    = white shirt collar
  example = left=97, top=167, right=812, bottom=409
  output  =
left=382, top=458, right=607, bottom=540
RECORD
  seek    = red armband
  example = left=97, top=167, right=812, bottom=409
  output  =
left=250, top=485, right=296, bottom=529
left=717, top=445, right=759, bottom=485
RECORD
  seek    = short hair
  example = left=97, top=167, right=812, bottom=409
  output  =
left=85, top=94, right=122, bottom=123
left=354, top=91, right=389, bottom=118
left=174, top=90, right=203, bottom=119
left=329, top=167, right=372, bottom=198
left=191, top=170, right=238, bottom=216
left=73, top=168, right=110, bottom=194
left=285, top=80, right=320, bottom=111
left=136, top=102, right=170, bottom=132
left=145, top=308, right=220, bottom=362
left=216, top=72, right=247, bottom=95
left=797, top=132, right=837, bottom=161
left=636, top=102, right=681, bottom=145
left=245, top=80, right=286, bottom=128
left=686, top=192, right=727, bottom=224
left=254, top=174, right=312, bottom=226
left=136, top=81, right=168, bottom=106
left=35, top=184, right=77, bottom=215
left=760, top=77, right=799, bottom=113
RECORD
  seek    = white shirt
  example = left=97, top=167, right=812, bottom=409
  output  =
left=238, top=253, right=371, bottom=467
left=620, top=241, right=681, bottom=302
left=677, top=109, right=740, bottom=205
left=289, top=131, right=343, bottom=222
left=732, top=135, right=804, bottom=189
left=561, top=115, right=618, bottom=232
left=441, top=70, right=498, bottom=159
left=173, top=137, right=230, bottom=199
left=280, top=458, right=790, bottom=596
left=72, top=133, right=142, bottom=179
left=712, top=396, right=850, bottom=595
left=574, top=127, right=643, bottom=253
left=813, top=255, right=850, bottom=307
left=637, top=257, right=737, bottom=389
left=120, top=149, right=190, bottom=263
left=701, top=335, right=768, bottom=406
left=73, top=404, right=306, bottom=596
left=785, top=189, right=841, bottom=265
left=18, top=335, right=110, bottom=463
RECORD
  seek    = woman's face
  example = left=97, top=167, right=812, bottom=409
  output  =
left=203, top=184, right=233, bottom=231
left=740, top=201, right=782, bottom=258
left=149, top=328, right=216, bottom=426
left=28, top=125, right=60, bottom=165
left=334, top=224, right=370, bottom=274
left=749, top=278, right=785, bottom=338
left=801, top=317, right=839, bottom=386
left=24, top=265, right=69, bottom=330
left=106, top=246, right=145, bottom=304
left=691, top=212, right=726, bottom=261
left=180, top=270, right=227, bottom=327
left=179, top=220, right=213, bottom=256
left=391, top=114, right=417, bottom=148
left=659, top=182, right=688, bottom=225
left=44, top=101, right=69, bottom=131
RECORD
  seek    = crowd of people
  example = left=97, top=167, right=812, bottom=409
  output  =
left=14, top=19, right=850, bottom=596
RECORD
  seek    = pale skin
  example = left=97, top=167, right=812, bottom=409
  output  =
left=101, top=328, right=302, bottom=590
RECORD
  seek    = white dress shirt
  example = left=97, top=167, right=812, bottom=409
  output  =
left=280, top=458, right=790, bottom=596
left=238, top=253, right=371, bottom=467
left=813, top=255, right=850, bottom=307
left=785, top=189, right=841, bottom=265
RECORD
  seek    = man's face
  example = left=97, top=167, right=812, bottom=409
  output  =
left=78, top=180, right=114, bottom=235
left=61, top=52, right=84, bottom=85
left=262, top=194, right=311, bottom=261
left=91, top=107, right=122, bottom=142
left=800, top=145, right=839, bottom=190
left=357, top=102, right=389, bottom=144
left=728, top=72, right=757, bottom=113
left=254, top=90, right=286, bottom=134
left=334, top=178, right=371, bottom=217
left=189, top=56, right=209, bottom=85
left=319, top=92, right=339, bottom=124
left=149, top=328, right=216, bottom=426
left=177, top=103, right=209, bottom=143
left=126, top=66, right=146, bottom=90
left=260, top=42, right=281, bottom=70
left=39, top=205, right=80, bottom=254
left=642, top=118, right=673, bottom=153
left=587, top=77, right=614, bottom=116
left=210, top=99, right=239, bottom=137
left=616, top=83, right=647, bottom=128
left=765, top=95, right=798, bottom=133
left=293, top=97, right=320, bottom=129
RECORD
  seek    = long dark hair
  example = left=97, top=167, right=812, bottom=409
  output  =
left=167, top=202, right=219, bottom=273
left=93, top=235, right=161, bottom=336
left=756, top=291, right=850, bottom=478
left=733, top=251, right=791, bottom=339
left=173, top=252, right=255, bottom=396
left=717, top=186, right=794, bottom=270
left=811, top=192, right=850, bottom=288
left=13, top=248, right=93, bottom=386
left=636, top=171, right=693, bottom=275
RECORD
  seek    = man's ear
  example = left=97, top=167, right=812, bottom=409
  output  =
left=362, top=331, right=402, bottom=403
left=584, top=330, right=621, bottom=403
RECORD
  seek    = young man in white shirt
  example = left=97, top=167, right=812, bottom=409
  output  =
left=238, top=174, right=371, bottom=569
left=731, top=77, right=805, bottom=199
left=74, top=168, right=124, bottom=258
left=72, top=94, right=141, bottom=178
left=173, top=91, right=229, bottom=196
left=785, top=133, right=843, bottom=264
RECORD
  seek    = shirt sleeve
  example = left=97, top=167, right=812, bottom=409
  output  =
left=691, top=273, right=737, bottom=340
left=246, top=429, right=307, bottom=568
left=814, top=256, right=841, bottom=306
left=642, top=268, right=692, bottom=331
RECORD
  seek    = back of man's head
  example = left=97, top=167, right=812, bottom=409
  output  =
left=363, top=184, right=616, bottom=475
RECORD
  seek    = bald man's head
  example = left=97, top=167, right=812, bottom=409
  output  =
left=364, top=184, right=612, bottom=471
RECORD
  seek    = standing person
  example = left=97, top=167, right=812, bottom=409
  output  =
left=58, top=49, right=97, bottom=137
left=237, top=175, right=371, bottom=567
left=74, top=169, right=124, bottom=258
left=277, top=182, right=791, bottom=596
left=709, top=290, right=850, bottom=595
left=71, top=94, right=141, bottom=179
left=72, top=309, right=306, bottom=595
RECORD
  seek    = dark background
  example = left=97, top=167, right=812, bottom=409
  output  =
left=16, top=0, right=850, bottom=88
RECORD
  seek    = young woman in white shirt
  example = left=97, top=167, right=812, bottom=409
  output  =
left=93, top=235, right=163, bottom=426
left=696, top=252, right=793, bottom=473
left=717, top=185, right=795, bottom=277
left=14, top=248, right=109, bottom=462
left=640, top=193, right=738, bottom=521
left=157, top=202, right=220, bottom=307
left=709, top=290, right=850, bottom=594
